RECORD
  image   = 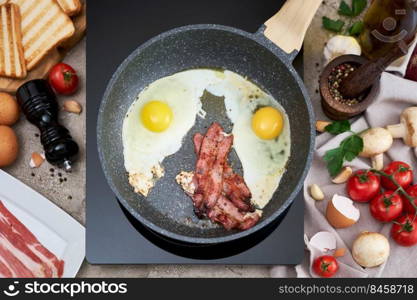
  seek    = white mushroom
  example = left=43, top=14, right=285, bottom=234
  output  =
left=352, top=232, right=390, bottom=268
left=359, top=128, right=393, bottom=170
left=323, top=35, right=362, bottom=65
left=386, top=107, right=417, bottom=156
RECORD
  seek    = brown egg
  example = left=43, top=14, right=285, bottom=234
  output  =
left=0, top=92, right=20, bottom=126
left=0, top=125, right=19, bottom=167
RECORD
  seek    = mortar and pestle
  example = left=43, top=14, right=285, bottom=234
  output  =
left=320, top=41, right=409, bottom=120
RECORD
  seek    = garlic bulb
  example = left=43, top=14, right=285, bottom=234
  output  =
left=324, top=35, right=362, bottom=65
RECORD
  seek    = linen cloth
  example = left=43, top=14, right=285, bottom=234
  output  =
left=271, top=67, right=417, bottom=278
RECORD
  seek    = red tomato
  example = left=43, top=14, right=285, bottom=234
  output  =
left=312, top=255, right=339, bottom=278
left=391, top=214, right=417, bottom=247
left=381, top=161, right=413, bottom=190
left=49, top=63, right=79, bottom=95
left=402, top=185, right=417, bottom=214
left=369, top=191, right=403, bottom=222
left=347, top=170, right=380, bottom=203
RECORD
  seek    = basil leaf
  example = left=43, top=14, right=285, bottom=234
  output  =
left=352, top=0, right=367, bottom=16
left=349, top=21, right=364, bottom=36
left=324, top=148, right=345, bottom=177
left=325, top=120, right=351, bottom=135
left=338, top=0, right=353, bottom=16
left=322, top=17, right=345, bottom=33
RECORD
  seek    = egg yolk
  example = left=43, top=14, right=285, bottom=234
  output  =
left=141, top=101, right=173, bottom=132
left=251, top=106, right=284, bottom=140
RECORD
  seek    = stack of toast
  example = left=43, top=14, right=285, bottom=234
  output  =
left=0, top=0, right=82, bottom=80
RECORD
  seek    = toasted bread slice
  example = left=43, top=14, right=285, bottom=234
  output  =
left=56, top=0, right=81, bottom=16
left=0, top=3, right=26, bottom=78
left=10, top=0, right=75, bottom=70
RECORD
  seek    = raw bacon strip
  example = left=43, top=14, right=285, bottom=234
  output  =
left=0, top=200, right=64, bottom=278
left=0, top=218, right=50, bottom=277
left=0, top=259, right=14, bottom=278
left=0, top=242, right=34, bottom=277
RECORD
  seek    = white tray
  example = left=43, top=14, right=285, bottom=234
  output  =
left=0, top=170, right=85, bottom=278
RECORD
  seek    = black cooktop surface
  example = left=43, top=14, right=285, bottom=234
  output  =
left=86, top=0, right=305, bottom=264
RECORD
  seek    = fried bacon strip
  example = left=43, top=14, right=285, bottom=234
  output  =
left=189, top=123, right=259, bottom=230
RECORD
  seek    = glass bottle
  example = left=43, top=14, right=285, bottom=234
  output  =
left=359, top=0, right=417, bottom=60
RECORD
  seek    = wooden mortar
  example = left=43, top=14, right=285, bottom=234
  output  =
left=320, top=55, right=380, bottom=120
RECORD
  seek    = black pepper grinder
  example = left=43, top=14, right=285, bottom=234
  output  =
left=16, top=79, right=79, bottom=172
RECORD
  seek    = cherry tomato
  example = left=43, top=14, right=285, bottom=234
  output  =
left=48, top=63, right=79, bottom=95
left=391, top=214, right=417, bottom=247
left=312, top=255, right=339, bottom=278
left=369, top=191, right=403, bottom=222
left=381, top=161, right=413, bottom=190
left=347, top=170, right=380, bottom=203
left=402, top=185, right=417, bottom=214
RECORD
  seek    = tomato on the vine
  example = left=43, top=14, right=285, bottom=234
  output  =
left=347, top=170, right=380, bottom=203
left=381, top=161, right=413, bottom=190
left=312, top=255, right=339, bottom=278
left=49, top=63, right=79, bottom=95
left=369, top=191, right=403, bottom=222
left=391, top=214, right=417, bottom=247
left=402, top=185, right=417, bottom=214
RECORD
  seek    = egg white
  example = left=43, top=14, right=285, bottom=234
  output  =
left=207, top=71, right=291, bottom=208
left=122, top=70, right=222, bottom=196
left=123, top=69, right=291, bottom=205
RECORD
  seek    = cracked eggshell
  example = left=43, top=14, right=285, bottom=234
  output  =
left=326, top=194, right=360, bottom=228
left=309, top=231, right=337, bottom=253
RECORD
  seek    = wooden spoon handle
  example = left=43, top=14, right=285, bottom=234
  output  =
left=264, top=0, right=322, bottom=54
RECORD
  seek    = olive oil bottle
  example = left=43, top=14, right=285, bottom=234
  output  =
left=359, top=0, right=417, bottom=59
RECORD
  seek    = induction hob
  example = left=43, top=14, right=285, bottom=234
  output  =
left=86, top=0, right=305, bottom=264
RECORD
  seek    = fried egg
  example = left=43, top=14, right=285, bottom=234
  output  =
left=123, top=69, right=291, bottom=206
left=123, top=70, right=222, bottom=196
left=207, top=71, right=291, bottom=208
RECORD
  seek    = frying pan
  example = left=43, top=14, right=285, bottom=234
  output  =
left=98, top=0, right=319, bottom=244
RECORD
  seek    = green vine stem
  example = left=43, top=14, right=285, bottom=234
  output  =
left=371, top=169, right=417, bottom=215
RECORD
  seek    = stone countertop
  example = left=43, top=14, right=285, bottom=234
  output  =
left=5, top=1, right=340, bottom=278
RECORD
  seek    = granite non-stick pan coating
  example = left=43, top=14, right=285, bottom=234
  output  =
left=98, top=21, right=315, bottom=244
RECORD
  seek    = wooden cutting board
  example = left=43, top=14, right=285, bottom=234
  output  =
left=0, top=2, right=86, bottom=94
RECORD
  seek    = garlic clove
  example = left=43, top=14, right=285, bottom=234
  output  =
left=316, top=120, right=331, bottom=133
left=63, top=100, right=82, bottom=114
left=309, top=184, right=325, bottom=201
left=324, top=35, right=362, bottom=65
left=332, top=166, right=353, bottom=184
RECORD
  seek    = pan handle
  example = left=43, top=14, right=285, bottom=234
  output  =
left=263, top=0, right=322, bottom=60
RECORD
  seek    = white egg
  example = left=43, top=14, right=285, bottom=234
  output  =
left=207, top=71, right=291, bottom=209
left=123, top=70, right=222, bottom=196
